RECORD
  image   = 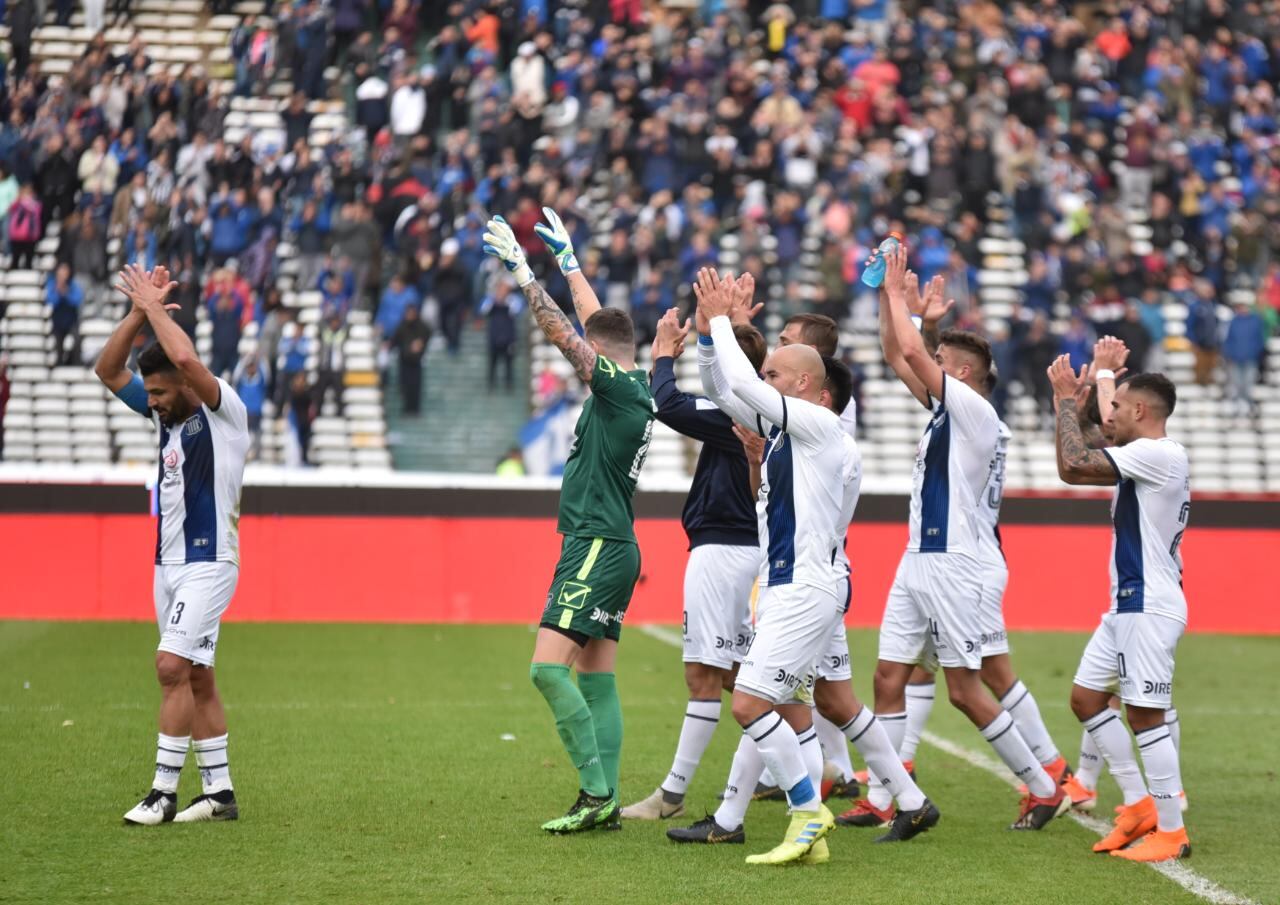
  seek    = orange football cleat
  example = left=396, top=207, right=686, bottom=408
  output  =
left=1062, top=775, right=1098, bottom=812
left=835, top=799, right=895, bottom=828
left=1093, top=796, right=1158, bottom=853
left=1111, top=827, right=1191, bottom=862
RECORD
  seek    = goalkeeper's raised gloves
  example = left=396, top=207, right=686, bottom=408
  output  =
left=482, top=215, right=535, bottom=287
left=533, top=206, right=580, bottom=276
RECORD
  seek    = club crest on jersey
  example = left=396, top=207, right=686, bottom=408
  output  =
left=162, top=448, right=181, bottom=484
left=184, top=416, right=204, bottom=436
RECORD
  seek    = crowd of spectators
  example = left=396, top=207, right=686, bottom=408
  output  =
left=5, top=0, right=1280, bottom=469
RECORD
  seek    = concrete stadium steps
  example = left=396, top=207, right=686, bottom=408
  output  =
left=384, top=324, right=530, bottom=473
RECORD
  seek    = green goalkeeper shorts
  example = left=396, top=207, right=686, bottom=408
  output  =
left=540, top=535, right=641, bottom=643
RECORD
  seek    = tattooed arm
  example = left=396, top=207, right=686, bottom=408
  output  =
left=523, top=278, right=597, bottom=384
left=1048, top=355, right=1119, bottom=485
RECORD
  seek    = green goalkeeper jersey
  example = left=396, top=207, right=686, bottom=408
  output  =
left=556, top=354, right=656, bottom=543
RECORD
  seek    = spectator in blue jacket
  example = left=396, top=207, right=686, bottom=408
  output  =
left=376, top=272, right=420, bottom=338
left=1224, top=302, right=1267, bottom=416
left=234, top=353, right=269, bottom=460
left=1186, top=280, right=1221, bottom=385
left=47, top=263, right=83, bottom=366
left=1059, top=314, right=1094, bottom=371
left=209, top=188, right=247, bottom=265
left=275, top=319, right=311, bottom=408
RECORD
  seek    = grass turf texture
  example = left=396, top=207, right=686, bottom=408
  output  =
left=1, top=622, right=1275, bottom=905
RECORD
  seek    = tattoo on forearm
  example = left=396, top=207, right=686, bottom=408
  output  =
left=1057, top=399, right=1114, bottom=476
left=522, top=279, right=596, bottom=379
left=1078, top=419, right=1106, bottom=449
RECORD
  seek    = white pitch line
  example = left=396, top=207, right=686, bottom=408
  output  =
left=637, top=623, right=1259, bottom=905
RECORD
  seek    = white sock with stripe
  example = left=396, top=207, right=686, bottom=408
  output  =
left=797, top=724, right=824, bottom=793
left=1135, top=724, right=1184, bottom=832
left=744, top=712, right=817, bottom=812
left=843, top=707, right=926, bottom=811
left=661, top=699, right=720, bottom=798
left=714, top=733, right=763, bottom=831
left=1165, top=707, right=1181, bottom=754
left=866, top=711, right=906, bottom=810
left=1000, top=680, right=1060, bottom=766
left=980, top=711, right=1055, bottom=798
left=194, top=734, right=233, bottom=794
left=153, top=733, right=189, bottom=793
left=1082, top=707, right=1148, bottom=806
left=813, top=709, right=854, bottom=782
left=901, top=682, right=935, bottom=763
left=1075, top=726, right=1104, bottom=790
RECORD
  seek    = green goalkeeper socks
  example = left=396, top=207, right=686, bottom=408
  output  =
left=530, top=663, right=609, bottom=799
left=578, top=672, right=622, bottom=799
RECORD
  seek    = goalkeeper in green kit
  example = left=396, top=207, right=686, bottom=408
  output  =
left=484, top=208, right=657, bottom=833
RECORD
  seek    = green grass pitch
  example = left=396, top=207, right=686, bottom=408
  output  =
left=1, top=621, right=1275, bottom=905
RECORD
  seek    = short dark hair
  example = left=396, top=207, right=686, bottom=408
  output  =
left=137, top=343, right=178, bottom=377
left=785, top=313, right=839, bottom=357
left=985, top=361, right=999, bottom=394
left=938, top=329, right=993, bottom=375
left=821, top=355, right=853, bottom=414
left=584, top=306, right=634, bottom=351
left=733, top=324, right=767, bottom=372
left=1122, top=372, right=1177, bottom=417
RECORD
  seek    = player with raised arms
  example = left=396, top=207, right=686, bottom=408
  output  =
left=871, top=246, right=1067, bottom=830
left=1049, top=355, right=1192, bottom=862
left=96, top=264, right=250, bottom=825
left=483, top=208, right=655, bottom=833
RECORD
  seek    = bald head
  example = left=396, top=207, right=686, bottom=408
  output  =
left=762, top=343, right=826, bottom=404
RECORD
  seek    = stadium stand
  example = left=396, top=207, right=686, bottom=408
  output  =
left=0, top=0, right=391, bottom=469
left=2, top=1, right=1279, bottom=490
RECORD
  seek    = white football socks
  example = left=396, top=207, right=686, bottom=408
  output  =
left=814, top=709, right=854, bottom=782
left=714, top=733, right=763, bottom=831
left=1075, top=726, right=1104, bottom=790
left=866, top=711, right=906, bottom=810
left=1082, top=707, right=1148, bottom=806
left=193, top=734, right=233, bottom=794
left=843, top=707, right=925, bottom=811
left=901, top=682, right=935, bottom=763
left=981, top=711, right=1055, bottom=798
left=153, top=733, right=189, bottom=794
left=1000, top=680, right=1061, bottom=766
left=1135, top=723, right=1184, bottom=831
left=661, top=699, right=721, bottom=798
left=744, top=712, right=816, bottom=811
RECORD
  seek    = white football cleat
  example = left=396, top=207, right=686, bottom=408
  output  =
left=123, top=789, right=177, bottom=825
left=174, top=790, right=239, bottom=822
left=620, top=787, right=685, bottom=820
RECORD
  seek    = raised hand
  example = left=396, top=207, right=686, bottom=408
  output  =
left=482, top=214, right=535, bottom=286
left=533, top=206, right=580, bottom=276
left=883, top=245, right=911, bottom=302
left=693, top=266, right=733, bottom=325
left=920, top=274, right=956, bottom=323
left=1047, top=353, right=1086, bottom=404
left=728, top=271, right=763, bottom=325
left=1092, top=335, right=1130, bottom=373
left=652, top=306, right=691, bottom=361
left=115, top=263, right=178, bottom=315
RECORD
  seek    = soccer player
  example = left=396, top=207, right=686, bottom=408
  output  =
left=872, top=247, right=1067, bottom=830
left=670, top=327, right=939, bottom=853
left=1057, top=339, right=1186, bottom=815
left=1049, top=356, right=1192, bottom=862
left=621, top=308, right=768, bottom=821
left=95, top=264, right=250, bottom=825
left=882, top=284, right=1070, bottom=818
left=483, top=209, right=655, bottom=833
left=679, top=268, right=853, bottom=864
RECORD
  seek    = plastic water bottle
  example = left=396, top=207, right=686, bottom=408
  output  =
left=860, top=232, right=905, bottom=288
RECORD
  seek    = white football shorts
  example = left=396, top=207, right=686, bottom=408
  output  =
left=682, top=544, right=759, bottom=668
left=154, top=562, right=238, bottom=667
left=738, top=583, right=842, bottom=705
left=1074, top=611, right=1183, bottom=709
left=816, top=575, right=853, bottom=682
left=879, top=551, right=985, bottom=671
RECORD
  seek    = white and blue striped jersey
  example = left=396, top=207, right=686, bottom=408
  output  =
left=834, top=432, right=862, bottom=578
left=975, top=420, right=1012, bottom=570
left=907, top=375, right=1000, bottom=558
left=699, top=316, right=848, bottom=597
left=152, top=378, right=249, bottom=566
left=1101, top=437, right=1190, bottom=624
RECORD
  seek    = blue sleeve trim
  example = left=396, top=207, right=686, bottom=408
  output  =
left=113, top=373, right=150, bottom=416
left=698, top=334, right=714, bottom=346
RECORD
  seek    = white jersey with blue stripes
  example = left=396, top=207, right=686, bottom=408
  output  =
left=154, top=378, right=250, bottom=566
left=907, top=374, right=1000, bottom=558
left=974, top=419, right=1012, bottom=570
left=1101, top=437, right=1190, bottom=624
left=698, top=316, right=849, bottom=597
left=834, top=431, right=862, bottom=578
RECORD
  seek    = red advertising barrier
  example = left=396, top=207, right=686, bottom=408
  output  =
left=0, top=514, right=1274, bottom=634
